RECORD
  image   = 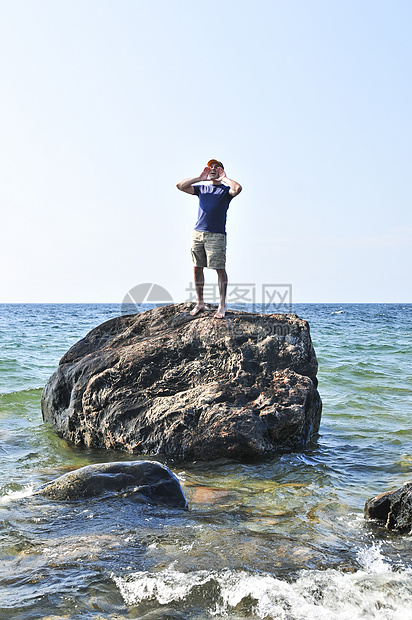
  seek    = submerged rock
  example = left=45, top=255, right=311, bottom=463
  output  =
left=35, top=460, right=187, bottom=508
left=41, top=302, right=322, bottom=461
left=365, top=481, right=412, bottom=533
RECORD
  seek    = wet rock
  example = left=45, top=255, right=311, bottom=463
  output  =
left=365, top=481, right=412, bottom=533
left=138, top=611, right=187, bottom=620
left=41, top=302, right=322, bottom=461
left=35, top=460, right=187, bottom=508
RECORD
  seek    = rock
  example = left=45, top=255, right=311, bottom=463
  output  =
left=41, top=302, right=322, bottom=461
left=35, top=460, right=187, bottom=508
left=365, top=481, right=412, bottom=533
left=137, top=610, right=187, bottom=620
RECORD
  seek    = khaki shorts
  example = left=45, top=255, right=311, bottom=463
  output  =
left=191, top=231, right=227, bottom=269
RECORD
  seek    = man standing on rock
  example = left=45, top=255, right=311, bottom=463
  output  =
left=176, top=159, right=242, bottom=318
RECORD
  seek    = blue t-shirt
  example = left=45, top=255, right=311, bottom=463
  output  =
left=193, top=184, right=232, bottom=234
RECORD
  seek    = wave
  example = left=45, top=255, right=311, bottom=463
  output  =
left=112, top=544, right=412, bottom=619
left=0, top=386, right=43, bottom=398
left=0, top=484, right=35, bottom=505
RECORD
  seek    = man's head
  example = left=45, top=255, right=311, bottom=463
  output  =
left=207, top=159, right=224, bottom=170
left=207, top=159, right=224, bottom=182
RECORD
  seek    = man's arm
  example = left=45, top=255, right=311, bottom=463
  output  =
left=217, top=167, right=242, bottom=197
left=176, top=168, right=210, bottom=194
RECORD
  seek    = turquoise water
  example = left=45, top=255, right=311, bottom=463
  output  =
left=1, top=303, right=412, bottom=619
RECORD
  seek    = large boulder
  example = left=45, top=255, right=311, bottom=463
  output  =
left=35, top=460, right=187, bottom=508
left=41, top=303, right=322, bottom=461
left=365, top=481, right=412, bottom=533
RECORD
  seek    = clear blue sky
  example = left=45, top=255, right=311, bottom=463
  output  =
left=1, top=0, right=411, bottom=303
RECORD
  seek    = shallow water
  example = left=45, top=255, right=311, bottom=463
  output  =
left=1, top=303, right=412, bottom=619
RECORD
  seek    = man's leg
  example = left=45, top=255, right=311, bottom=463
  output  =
left=215, top=269, right=227, bottom=318
left=190, top=266, right=206, bottom=316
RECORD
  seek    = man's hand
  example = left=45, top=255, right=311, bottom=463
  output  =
left=199, top=166, right=211, bottom=181
left=177, top=169, right=209, bottom=194
left=219, top=169, right=242, bottom=197
left=216, top=167, right=226, bottom=182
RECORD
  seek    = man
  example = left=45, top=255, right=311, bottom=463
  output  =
left=176, top=159, right=242, bottom=318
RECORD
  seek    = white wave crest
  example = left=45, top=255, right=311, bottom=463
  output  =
left=113, top=567, right=213, bottom=606
left=113, top=551, right=412, bottom=620
left=356, top=542, right=393, bottom=574
left=0, top=483, right=35, bottom=505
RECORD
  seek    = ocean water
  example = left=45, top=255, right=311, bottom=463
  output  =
left=1, top=302, right=412, bottom=620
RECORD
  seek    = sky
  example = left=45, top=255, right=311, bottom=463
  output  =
left=1, top=0, right=411, bottom=304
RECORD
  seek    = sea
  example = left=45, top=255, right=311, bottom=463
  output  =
left=1, top=302, right=412, bottom=620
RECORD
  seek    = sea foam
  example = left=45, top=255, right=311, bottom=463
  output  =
left=113, top=546, right=412, bottom=620
left=0, top=483, right=35, bottom=505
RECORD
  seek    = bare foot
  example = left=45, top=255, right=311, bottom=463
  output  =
left=190, top=303, right=206, bottom=316
left=214, top=306, right=226, bottom=319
